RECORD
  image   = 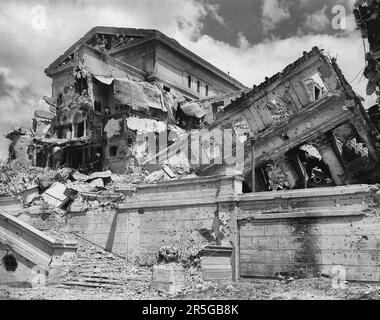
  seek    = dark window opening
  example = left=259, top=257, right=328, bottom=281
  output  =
left=187, top=75, right=192, bottom=89
left=76, top=122, right=84, bottom=138
left=197, top=80, right=201, bottom=93
left=109, top=146, right=118, bottom=157
left=205, top=85, right=209, bottom=97
left=94, top=101, right=102, bottom=112
left=314, top=86, right=321, bottom=100
left=3, top=254, right=18, bottom=272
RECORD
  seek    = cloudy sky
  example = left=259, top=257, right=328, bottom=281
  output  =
left=0, top=0, right=374, bottom=160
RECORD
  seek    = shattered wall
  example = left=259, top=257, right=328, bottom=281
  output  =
left=237, top=185, right=380, bottom=281
left=7, top=134, right=34, bottom=170
left=196, top=47, right=380, bottom=190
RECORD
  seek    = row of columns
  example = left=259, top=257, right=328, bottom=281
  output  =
left=250, top=130, right=362, bottom=192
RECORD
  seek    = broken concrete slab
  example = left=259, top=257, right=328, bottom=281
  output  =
left=87, top=170, right=112, bottom=181
left=143, top=170, right=165, bottom=184
left=42, top=182, right=71, bottom=209
left=71, top=171, right=89, bottom=182
left=88, top=178, right=104, bottom=189
left=20, top=184, right=40, bottom=205
left=151, top=264, right=185, bottom=294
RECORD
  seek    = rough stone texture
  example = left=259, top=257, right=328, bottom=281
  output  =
left=374, top=190, right=380, bottom=204
left=151, top=264, right=185, bottom=294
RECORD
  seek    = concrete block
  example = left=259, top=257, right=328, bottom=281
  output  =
left=42, top=182, right=71, bottom=209
left=151, top=264, right=185, bottom=294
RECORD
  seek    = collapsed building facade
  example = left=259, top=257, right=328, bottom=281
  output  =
left=6, top=27, right=246, bottom=174
left=2, top=25, right=380, bottom=288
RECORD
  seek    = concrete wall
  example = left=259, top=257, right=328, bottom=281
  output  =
left=81, top=46, right=145, bottom=82
left=239, top=214, right=380, bottom=281
left=237, top=185, right=380, bottom=281
left=51, top=68, right=75, bottom=105
left=155, top=43, right=238, bottom=100
left=113, top=41, right=155, bottom=74
left=0, top=245, right=36, bottom=287
left=62, top=177, right=380, bottom=282
left=65, top=175, right=243, bottom=264
left=65, top=208, right=127, bottom=257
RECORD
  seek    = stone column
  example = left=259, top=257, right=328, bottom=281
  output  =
left=250, top=137, right=256, bottom=193
left=313, top=135, right=347, bottom=185
left=276, top=155, right=300, bottom=189
left=83, top=119, right=87, bottom=137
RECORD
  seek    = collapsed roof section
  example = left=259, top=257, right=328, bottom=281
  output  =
left=44, top=26, right=246, bottom=91
left=147, top=47, right=380, bottom=190
left=95, top=76, right=167, bottom=113
left=198, top=47, right=380, bottom=187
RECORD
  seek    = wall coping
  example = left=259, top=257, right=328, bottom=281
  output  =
left=0, top=211, right=77, bottom=249
left=118, top=174, right=243, bottom=211
left=238, top=206, right=365, bottom=221
left=238, top=184, right=371, bottom=202
left=137, top=174, right=244, bottom=190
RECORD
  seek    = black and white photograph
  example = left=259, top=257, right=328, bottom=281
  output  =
left=1, top=0, right=380, bottom=309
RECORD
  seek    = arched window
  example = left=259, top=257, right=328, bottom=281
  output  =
left=2, top=254, right=18, bottom=272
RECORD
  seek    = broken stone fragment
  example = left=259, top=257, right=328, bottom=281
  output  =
left=143, top=170, right=165, bottom=184
left=88, top=178, right=104, bottom=189
left=42, top=182, right=71, bottom=209
left=374, top=190, right=380, bottom=204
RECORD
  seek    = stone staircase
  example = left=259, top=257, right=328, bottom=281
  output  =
left=61, top=235, right=150, bottom=291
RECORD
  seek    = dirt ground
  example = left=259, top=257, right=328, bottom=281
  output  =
left=2, top=275, right=380, bottom=300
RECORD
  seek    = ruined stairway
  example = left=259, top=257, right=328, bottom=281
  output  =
left=61, top=236, right=150, bottom=291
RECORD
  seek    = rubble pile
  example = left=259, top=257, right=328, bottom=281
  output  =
left=1, top=158, right=196, bottom=216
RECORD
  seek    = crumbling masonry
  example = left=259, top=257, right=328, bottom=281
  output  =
left=2, top=25, right=380, bottom=287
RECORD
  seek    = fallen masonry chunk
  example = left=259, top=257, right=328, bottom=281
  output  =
left=42, top=182, right=71, bottom=209
left=88, top=178, right=104, bottom=189
left=87, top=170, right=112, bottom=181
left=144, top=170, right=165, bottom=184
left=20, top=184, right=39, bottom=205
left=151, top=264, right=185, bottom=294
left=162, top=165, right=176, bottom=179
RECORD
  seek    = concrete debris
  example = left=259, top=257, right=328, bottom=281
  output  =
left=179, top=102, right=207, bottom=119
left=71, top=171, right=89, bottom=182
left=42, top=182, right=71, bottom=209
left=87, top=170, right=112, bottom=181
left=3, top=23, right=380, bottom=299
left=374, top=190, right=380, bottom=204
left=88, top=178, right=104, bottom=189
left=162, top=164, right=176, bottom=179
left=126, top=117, right=166, bottom=133
left=144, top=170, right=165, bottom=184
left=20, top=185, right=40, bottom=205
left=104, top=118, right=122, bottom=138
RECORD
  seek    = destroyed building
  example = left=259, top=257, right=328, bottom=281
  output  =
left=3, top=23, right=380, bottom=291
left=6, top=26, right=246, bottom=173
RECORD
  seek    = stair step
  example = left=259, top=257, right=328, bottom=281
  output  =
left=62, top=281, right=125, bottom=289
left=76, top=273, right=149, bottom=282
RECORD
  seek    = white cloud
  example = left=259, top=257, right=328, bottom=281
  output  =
left=304, top=5, right=330, bottom=32
left=262, top=0, right=291, bottom=32
left=205, top=3, right=225, bottom=25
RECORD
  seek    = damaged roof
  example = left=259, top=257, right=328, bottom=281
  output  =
left=44, top=26, right=247, bottom=90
